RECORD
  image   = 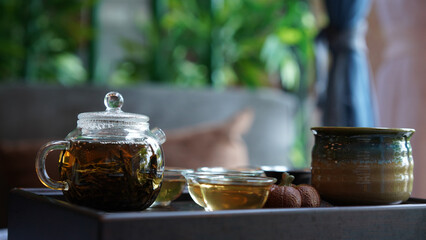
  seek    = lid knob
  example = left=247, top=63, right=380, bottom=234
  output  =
left=104, top=91, right=124, bottom=112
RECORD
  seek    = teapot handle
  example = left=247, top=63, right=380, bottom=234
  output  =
left=35, top=140, right=70, bottom=191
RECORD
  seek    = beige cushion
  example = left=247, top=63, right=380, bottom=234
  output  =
left=163, top=109, right=254, bottom=169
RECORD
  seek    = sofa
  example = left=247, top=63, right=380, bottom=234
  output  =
left=0, top=84, right=298, bottom=227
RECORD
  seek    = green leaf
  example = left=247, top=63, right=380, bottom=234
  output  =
left=277, top=28, right=303, bottom=45
left=280, top=55, right=300, bottom=92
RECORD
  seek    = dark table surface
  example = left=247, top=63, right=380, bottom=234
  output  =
left=7, top=188, right=426, bottom=240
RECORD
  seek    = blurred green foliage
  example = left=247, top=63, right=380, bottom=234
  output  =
left=0, top=0, right=95, bottom=85
left=111, top=0, right=316, bottom=91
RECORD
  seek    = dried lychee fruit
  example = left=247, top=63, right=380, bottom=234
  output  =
left=264, top=172, right=302, bottom=208
left=296, top=184, right=321, bottom=207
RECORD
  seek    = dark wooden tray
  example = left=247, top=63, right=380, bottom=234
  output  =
left=8, top=188, right=426, bottom=240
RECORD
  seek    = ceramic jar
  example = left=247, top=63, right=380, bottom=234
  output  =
left=311, top=127, right=415, bottom=205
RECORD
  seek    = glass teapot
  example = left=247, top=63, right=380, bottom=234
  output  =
left=35, top=92, right=166, bottom=211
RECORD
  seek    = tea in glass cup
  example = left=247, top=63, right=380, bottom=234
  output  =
left=184, top=169, right=268, bottom=208
left=193, top=175, right=276, bottom=211
left=151, top=168, right=192, bottom=207
left=184, top=173, right=208, bottom=208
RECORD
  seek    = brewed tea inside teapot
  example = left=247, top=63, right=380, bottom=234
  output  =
left=36, top=92, right=166, bottom=211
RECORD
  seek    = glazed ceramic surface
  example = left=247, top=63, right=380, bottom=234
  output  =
left=311, top=127, right=415, bottom=205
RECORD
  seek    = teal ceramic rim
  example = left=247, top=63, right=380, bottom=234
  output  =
left=311, top=127, right=415, bottom=136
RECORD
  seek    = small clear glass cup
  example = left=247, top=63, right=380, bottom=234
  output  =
left=151, top=168, right=192, bottom=207
left=194, top=175, right=276, bottom=211
left=184, top=169, right=267, bottom=208
left=185, top=168, right=266, bottom=208
left=184, top=173, right=213, bottom=208
left=196, top=167, right=266, bottom=177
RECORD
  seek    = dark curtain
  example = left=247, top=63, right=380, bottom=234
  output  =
left=316, top=0, right=375, bottom=127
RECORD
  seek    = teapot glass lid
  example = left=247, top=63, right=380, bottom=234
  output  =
left=77, top=92, right=149, bottom=128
